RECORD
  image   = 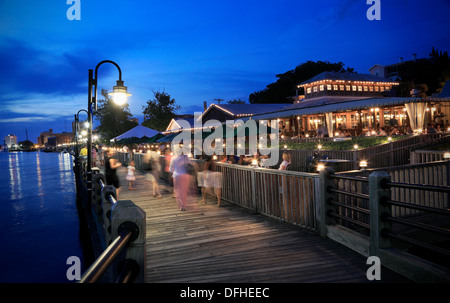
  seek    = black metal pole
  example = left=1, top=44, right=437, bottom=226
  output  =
left=87, top=69, right=93, bottom=208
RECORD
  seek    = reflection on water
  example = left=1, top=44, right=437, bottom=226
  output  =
left=8, top=153, right=22, bottom=201
left=0, top=151, right=83, bottom=283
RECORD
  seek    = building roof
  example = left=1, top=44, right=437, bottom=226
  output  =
left=197, top=103, right=291, bottom=121
left=297, top=71, right=397, bottom=87
left=250, top=96, right=450, bottom=120
left=112, top=125, right=159, bottom=141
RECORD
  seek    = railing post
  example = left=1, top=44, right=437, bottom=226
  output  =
left=316, top=167, right=335, bottom=237
left=368, top=171, right=392, bottom=256
left=101, top=185, right=117, bottom=247
left=250, top=168, right=257, bottom=213
left=91, top=173, right=105, bottom=222
left=110, top=200, right=147, bottom=283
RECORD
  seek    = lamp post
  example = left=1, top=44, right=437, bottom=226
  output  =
left=75, top=109, right=89, bottom=159
left=86, top=60, right=131, bottom=207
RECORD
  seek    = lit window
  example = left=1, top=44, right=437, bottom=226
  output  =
left=352, top=85, right=357, bottom=91
left=340, top=85, right=345, bottom=91
left=307, top=87, right=312, bottom=94
left=320, top=84, right=324, bottom=91
left=375, top=86, right=379, bottom=92
left=369, top=86, right=374, bottom=91
left=385, top=86, right=390, bottom=91
left=327, top=84, right=332, bottom=90
left=380, top=86, right=385, bottom=92
left=364, top=86, right=368, bottom=91
left=346, top=85, right=351, bottom=91
left=358, top=86, right=363, bottom=91
left=333, top=84, right=338, bottom=90
left=313, top=86, right=318, bottom=93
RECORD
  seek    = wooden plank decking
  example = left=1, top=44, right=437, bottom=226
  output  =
left=115, top=167, right=410, bottom=283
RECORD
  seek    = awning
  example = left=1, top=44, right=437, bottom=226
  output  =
left=250, top=97, right=450, bottom=120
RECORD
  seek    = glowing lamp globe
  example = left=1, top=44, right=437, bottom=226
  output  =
left=108, top=80, right=131, bottom=106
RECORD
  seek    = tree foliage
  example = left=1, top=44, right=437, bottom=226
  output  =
left=142, top=90, right=180, bottom=132
left=94, top=89, right=137, bottom=143
left=249, top=61, right=355, bottom=103
left=396, top=47, right=450, bottom=96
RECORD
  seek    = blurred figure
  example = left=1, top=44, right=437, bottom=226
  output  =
left=80, top=145, right=87, bottom=156
left=203, top=158, right=223, bottom=207
left=105, top=150, right=122, bottom=200
left=165, top=150, right=175, bottom=197
left=92, top=146, right=98, bottom=167
left=98, top=146, right=105, bottom=166
left=170, top=149, right=192, bottom=211
left=126, top=160, right=136, bottom=190
left=197, top=156, right=210, bottom=204
left=144, top=156, right=161, bottom=198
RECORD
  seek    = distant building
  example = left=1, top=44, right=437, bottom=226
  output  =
left=369, top=54, right=421, bottom=81
left=4, top=134, right=17, bottom=148
left=38, top=129, right=74, bottom=146
left=297, top=71, right=399, bottom=99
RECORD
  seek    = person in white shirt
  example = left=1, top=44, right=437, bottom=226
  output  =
left=169, top=149, right=192, bottom=211
left=278, top=153, right=291, bottom=171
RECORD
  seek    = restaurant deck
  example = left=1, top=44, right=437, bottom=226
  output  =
left=115, top=166, right=411, bottom=283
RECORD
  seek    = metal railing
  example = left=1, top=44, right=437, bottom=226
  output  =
left=79, top=221, right=139, bottom=283
left=75, top=157, right=146, bottom=283
left=318, top=166, right=450, bottom=281
left=379, top=180, right=450, bottom=261
left=327, top=174, right=371, bottom=235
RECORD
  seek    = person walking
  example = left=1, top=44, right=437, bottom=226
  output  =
left=144, top=156, right=162, bottom=198
left=169, top=149, right=192, bottom=211
left=126, top=160, right=136, bottom=190
left=105, top=150, right=122, bottom=200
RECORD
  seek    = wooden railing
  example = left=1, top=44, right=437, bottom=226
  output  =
left=411, top=150, right=448, bottom=164
left=280, top=133, right=450, bottom=172
left=214, top=162, right=319, bottom=230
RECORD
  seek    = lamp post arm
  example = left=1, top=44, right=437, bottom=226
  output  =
left=92, top=60, right=123, bottom=111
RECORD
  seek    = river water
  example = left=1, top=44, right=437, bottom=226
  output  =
left=0, top=151, right=85, bottom=283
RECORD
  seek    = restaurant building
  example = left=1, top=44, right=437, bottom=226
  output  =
left=250, top=71, right=450, bottom=138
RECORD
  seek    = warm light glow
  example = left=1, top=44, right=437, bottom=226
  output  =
left=444, top=152, right=450, bottom=159
left=111, top=92, right=128, bottom=106
left=251, top=159, right=258, bottom=167
left=317, top=164, right=325, bottom=172
left=360, top=160, right=368, bottom=168
left=388, top=137, right=392, bottom=141
left=109, top=80, right=131, bottom=106
left=317, top=144, right=322, bottom=150
left=354, top=144, right=358, bottom=150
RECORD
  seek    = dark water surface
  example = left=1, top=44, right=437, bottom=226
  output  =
left=0, top=152, right=84, bottom=283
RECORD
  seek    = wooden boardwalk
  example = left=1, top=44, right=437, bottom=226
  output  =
left=115, top=167, right=411, bottom=283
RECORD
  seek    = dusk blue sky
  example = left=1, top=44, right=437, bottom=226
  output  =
left=1, top=0, right=450, bottom=143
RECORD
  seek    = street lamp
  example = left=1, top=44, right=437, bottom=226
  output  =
left=86, top=60, right=131, bottom=207
left=75, top=109, right=89, bottom=158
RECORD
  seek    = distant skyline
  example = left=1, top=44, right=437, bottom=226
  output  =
left=1, top=0, right=450, bottom=143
